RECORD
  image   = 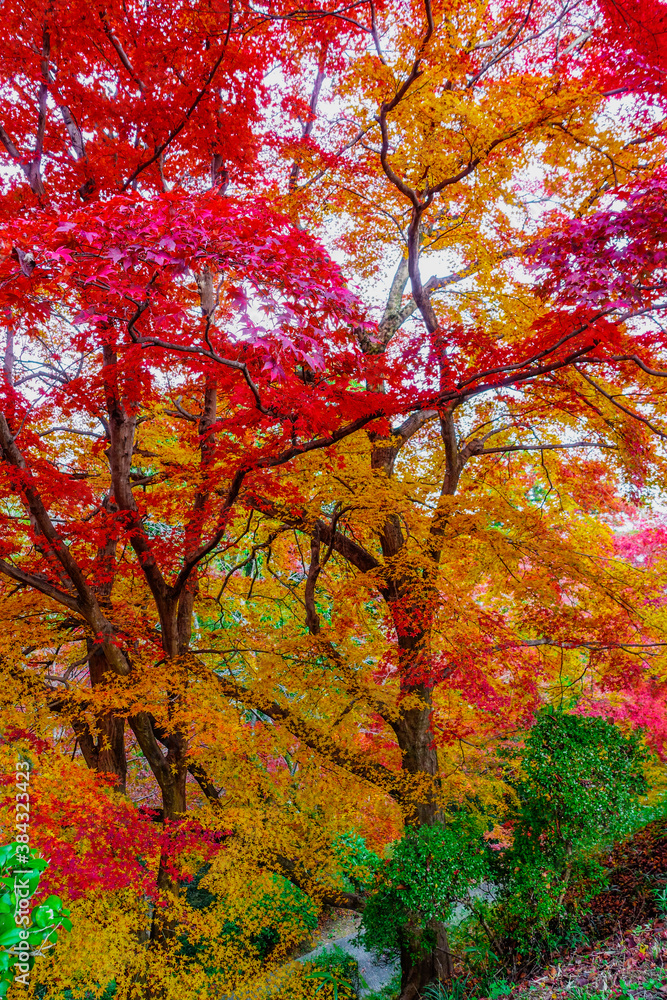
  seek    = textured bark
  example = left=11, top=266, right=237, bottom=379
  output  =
left=74, top=645, right=127, bottom=790
left=400, top=921, right=454, bottom=1000
left=129, top=713, right=187, bottom=821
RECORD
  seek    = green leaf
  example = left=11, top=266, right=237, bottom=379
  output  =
left=0, top=928, right=22, bottom=947
left=32, top=903, right=57, bottom=928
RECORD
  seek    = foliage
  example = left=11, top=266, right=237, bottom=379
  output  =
left=361, top=815, right=490, bottom=959
left=486, top=978, right=513, bottom=998
left=304, top=945, right=360, bottom=1000
left=510, top=711, right=649, bottom=861
left=181, top=871, right=318, bottom=968
left=0, top=0, right=666, bottom=996
left=362, top=972, right=401, bottom=1000
left=332, top=833, right=381, bottom=894
left=492, top=713, right=651, bottom=961
left=586, top=816, right=667, bottom=937
left=0, top=842, right=71, bottom=996
left=420, top=979, right=471, bottom=1000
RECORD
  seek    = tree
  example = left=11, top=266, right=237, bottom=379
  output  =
left=261, top=0, right=667, bottom=991
left=1, top=0, right=667, bottom=997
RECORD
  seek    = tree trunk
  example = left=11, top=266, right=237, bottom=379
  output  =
left=400, top=921, right=453, bottom=1000
left=74, top=645, right=127, bottom=791
left=88, top=645, right=127, bottom=788
left=393, top=653, right=454, bottom=998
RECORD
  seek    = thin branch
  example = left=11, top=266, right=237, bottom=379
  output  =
left=99, top=11, right=146, bottom=93
left=121, top=0, right=234, bottom=191
left=478, top=440, right=618, bottom=456
left=40, top=426, right=106, bottom=439
left=210, top=666, right=402, bottom=798
left=575, top=367, right=667, bottom=440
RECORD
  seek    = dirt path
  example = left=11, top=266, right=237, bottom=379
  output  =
left=297, top=912, right=398, bottom=996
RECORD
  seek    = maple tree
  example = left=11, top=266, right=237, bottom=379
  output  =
left=1, top=0, right=667, bottom=997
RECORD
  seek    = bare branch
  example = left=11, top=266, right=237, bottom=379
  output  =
left=40, top=426, right=106, bottom=439
left=478, top=440, right=618, bottom=456
left=575, top=367, right=667, bottom=440
left=99, top=11, right=146, bottom=93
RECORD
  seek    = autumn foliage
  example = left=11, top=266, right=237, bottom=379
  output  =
left=1, top=0, right=667, bottom=997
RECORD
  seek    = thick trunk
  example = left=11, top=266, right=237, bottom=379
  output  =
left=395, top=697, right=440, bottom=826
left=75, top=645, right=128, bottom=791
left=89, top=645, right=127, bottom=789
left=400, top=921, right=453, bottom=1000
left=393, top=643, right=452, bottom=996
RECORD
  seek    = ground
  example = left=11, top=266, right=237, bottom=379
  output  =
left=513, top=920, right=667, bottom=1000
left=296, top=914, right=667, bottom=1000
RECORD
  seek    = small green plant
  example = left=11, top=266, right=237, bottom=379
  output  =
left=360, top=970, right=401, bottom=1000
left=305, top=967, right=355, bottom=1000
left=487, top=978, right=512, bottom=998
left=421, top=977, right=474, bottom=1000
left=0, top=841, right=72, bottom=996
left=304, top=946, right=360, bottom=1000
left=653, top=884, right=667, bottom=917
left=626, top=969, right=667, bottom=993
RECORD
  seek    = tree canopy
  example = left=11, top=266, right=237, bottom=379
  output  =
left=1, top=0, right=666, bottom=997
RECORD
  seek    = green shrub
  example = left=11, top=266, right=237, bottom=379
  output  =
left=492, top=710, right=650, bottom=961
left=511, top=710, right=648, bottom=861
left=360, top=814, right=490, bottom=961
left=332, top=832, right=381, bottom=894
left=304, top=945, right=360, bottom=999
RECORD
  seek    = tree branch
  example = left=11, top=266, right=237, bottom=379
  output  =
left=575, top=367, right=667, bottom=440
left=478, top=440, right=618, bottom=456
left=0, top=560, right=80, bottom=612
left=212, top=669, right=403, bottom=799
left=121, top=5, right=234, bottom=191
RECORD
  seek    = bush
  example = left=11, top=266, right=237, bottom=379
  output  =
left=491, top=710, right=650, bottom=963
left=360, top=813, right=490, bottom=961
left=332, top=832, right=381, bottom=894
left=511, top=709, right=648, bottom=861
left=303, top=945, right=360, bottom=999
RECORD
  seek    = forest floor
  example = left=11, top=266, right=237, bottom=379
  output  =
left=295, top=914, right=667, bottom=1000
left=512, top=919, right=667, bottom=1000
